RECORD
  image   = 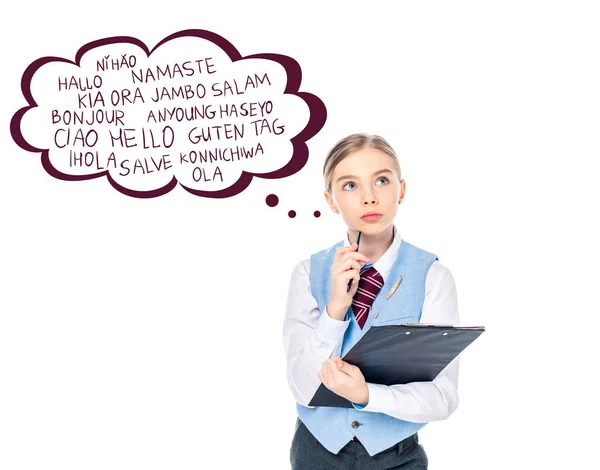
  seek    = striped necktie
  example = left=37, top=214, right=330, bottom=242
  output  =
left=351, top=265, right=384, bottom=329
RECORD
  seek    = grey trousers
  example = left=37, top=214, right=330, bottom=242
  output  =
left=290, top=418, right=428, bottom=469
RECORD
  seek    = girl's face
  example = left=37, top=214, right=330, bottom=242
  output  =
left=324, top=147, right=405, bottom=235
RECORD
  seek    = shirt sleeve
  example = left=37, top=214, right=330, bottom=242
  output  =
left=352, top=261, right=460, bottom=422
left=283, top=259, right=351, bottom=407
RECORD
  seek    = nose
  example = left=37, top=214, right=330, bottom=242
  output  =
left=361, top=187, right=378, bottom=206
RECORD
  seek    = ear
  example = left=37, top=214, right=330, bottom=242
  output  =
left=398, top=179, right=406, bottom=204
left=324, top=190, right=339, bottom=213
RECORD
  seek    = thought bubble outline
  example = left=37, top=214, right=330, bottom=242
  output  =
left=10, top=29, right=327, bottom=199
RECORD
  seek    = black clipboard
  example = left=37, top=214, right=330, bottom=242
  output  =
left=308, top=323, right=485, bottom=408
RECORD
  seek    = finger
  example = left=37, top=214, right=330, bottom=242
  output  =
left=339, top=361, right=353, bottom=375
left=322, top=363, right=333, bottom=385
left=326, top=360, right=338, bottom=376
left=329, top=360, right=345, bottom=375
left=336, top=269, right=360, bottom=285
left=332, top=258, right=362, bottom=275
left=334, top=361, right=352, bottom=378
left=329, top=259, right=360, bottom=277
left=326, top=360, right=343, bottom=378
left=326, top=366, right=339, bottom=386
left=334, top=245, right=371, bottom=265
left=335, top=360, right=347, bottom=373
left=341, top=362, right=360, bottom=379
left=340, top=251, right=370, bottom=264
left=334, top=244, right=359, bottom=263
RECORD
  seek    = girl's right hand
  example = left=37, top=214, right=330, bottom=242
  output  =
left=327, top=243, right=370, bottom=321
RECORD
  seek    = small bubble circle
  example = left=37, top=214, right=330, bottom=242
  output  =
left=314, top=210, right=321, bottom=218
left=288, top=210, right=296, bottom=218
left=265, top=194, right=279, bottom=207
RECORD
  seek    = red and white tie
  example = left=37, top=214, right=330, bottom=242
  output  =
left=351, top=265, right=383, bottom=329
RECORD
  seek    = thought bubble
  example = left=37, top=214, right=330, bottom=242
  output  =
left=264, top=193, right=322, bottom=218
left=10, top=30, right=327, bottom=198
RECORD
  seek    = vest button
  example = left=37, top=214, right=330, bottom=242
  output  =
left=351, top=421, right=360, bottom=429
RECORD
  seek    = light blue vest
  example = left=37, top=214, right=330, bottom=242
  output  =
left=297, top=238, right=438, bottom=456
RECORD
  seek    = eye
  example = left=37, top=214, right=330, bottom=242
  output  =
left=376, top=176, right=389, bottom=185
left=342, top=181, right=356, bottom=190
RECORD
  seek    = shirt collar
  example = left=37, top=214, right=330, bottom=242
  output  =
left=343, top=225, right=402, bottom=283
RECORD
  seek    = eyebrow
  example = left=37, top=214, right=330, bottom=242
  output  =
left=335, top=169, right=393, bottom=184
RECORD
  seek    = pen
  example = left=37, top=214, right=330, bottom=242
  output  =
left=346, top=231, right=362, bottom=293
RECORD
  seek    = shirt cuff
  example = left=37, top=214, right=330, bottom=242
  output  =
left=314, top=305, right=350, bottom=345
left=354, top=383, right=395, bottom=413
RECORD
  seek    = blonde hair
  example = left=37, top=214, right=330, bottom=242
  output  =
left=323, top=133, right=402, bottom=193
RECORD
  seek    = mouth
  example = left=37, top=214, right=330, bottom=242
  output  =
left=360, top=212, right=382, bottom=222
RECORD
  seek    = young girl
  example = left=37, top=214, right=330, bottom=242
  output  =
left=283, top=134, right=460, bottom=469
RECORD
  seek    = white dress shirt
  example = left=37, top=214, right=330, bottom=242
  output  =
left=283, top=226, right=460, bottom=423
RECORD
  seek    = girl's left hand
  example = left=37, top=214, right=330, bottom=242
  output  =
left=318, top=358, right=369, bottom=405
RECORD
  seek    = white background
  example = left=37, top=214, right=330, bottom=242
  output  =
left=1, top=1, right=599, bottom=469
